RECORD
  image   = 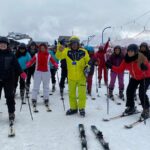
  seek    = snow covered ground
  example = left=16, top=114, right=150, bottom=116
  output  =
left=0, top=70, right=150, bottom=150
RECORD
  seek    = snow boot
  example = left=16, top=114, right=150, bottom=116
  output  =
left=66, top=109, right=78, bottom=115
left=44, top=99, right=49, bottom=107
left=141, top=108, right=150, bottom=119
left=79, top=109, right=85, bottom=117
left=119, top=90, right=124, bottom=100
left=20, top=89, right=26, bottom=104
left=124, top=106, right=137, bottom=115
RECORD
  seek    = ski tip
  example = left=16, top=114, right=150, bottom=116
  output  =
left=124, top=125, right=133, bottom=129
left=102, top=118, right=110, bottom=122
left=8, top=133, right=15, bottom=137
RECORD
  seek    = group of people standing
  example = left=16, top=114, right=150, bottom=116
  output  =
left=0, top=35, right=150, bottom=123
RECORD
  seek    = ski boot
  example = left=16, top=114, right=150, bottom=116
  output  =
left=44, top=99, right=49, bottom=107
left=52, top=84, right=56, bottom=92
left=141, top=108, right=149, bottom=120
left=66, top=109, right=78, bottom=115
left=32, top=99, right=37, bottom=107
left=124, top=106, right=137, bottom=115
left=79, top=109, right=85, bottom=117
left=119, top=90, right=124, bottom=101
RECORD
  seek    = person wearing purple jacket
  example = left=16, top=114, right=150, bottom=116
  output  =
left=106, top=45, right=124, bottom=99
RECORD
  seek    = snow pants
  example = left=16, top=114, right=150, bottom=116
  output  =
left=68, top=79, right=86, bottom=110
left=87, top=75, right=93, bottom=93
left=0, top=80, right=15, bottom=113
left=126, top=78, right=150, bottom=109
left=109, top=71, right=124, bottom=90
left=98, top=65, right=107, bottom=83
left=32, top=71, right=50, bottom=100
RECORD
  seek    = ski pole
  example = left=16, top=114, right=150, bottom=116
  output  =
left=95, top=66, right=98, bottom=93
left=106, top=68, right=109, bottom=115
left=27, top=97, right=33, bottom=120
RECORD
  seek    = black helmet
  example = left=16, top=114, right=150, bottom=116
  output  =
left=127, top=44, right=138, bottom=54
left=140, top=42, right=149, bottom=51
left=30, top=41, right=37, bottom=46
left=18, top=43, right=26, bottom=50
left=0, top=37, right=10, bottom=45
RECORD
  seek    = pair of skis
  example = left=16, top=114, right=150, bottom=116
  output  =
left=103, top=111, right=149, bottom=129
left=79, top=124, right=109, bottom=150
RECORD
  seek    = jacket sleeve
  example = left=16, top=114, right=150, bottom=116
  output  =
left=112, top=60, right=126, bottom=73
left=55, top=44, right=67, bottom=60
left=49, top=55, right=58, bottom=68
left=13, top=55, right=23, bottom=75
left=103, top=40, right=109, bottom=53
left=26, top=55, right=36, bottom=67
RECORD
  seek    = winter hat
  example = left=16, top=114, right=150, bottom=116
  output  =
left=18, top=43, right=26, bottom=50
left=140, top=42, right=149, bottom=51
left=127, top=44, right=138, bottom=54
left=0, top=37, right=10, bottom=45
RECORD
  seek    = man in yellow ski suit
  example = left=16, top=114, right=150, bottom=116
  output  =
left=56, top=36, right=90, bottom=116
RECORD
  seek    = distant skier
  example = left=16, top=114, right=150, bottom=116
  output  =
left=106, top=44, right=150, bottom=119
left=95, top=38, right=110, bottom=87
left=56, top=36, right=90, bottom=117
left=106, top=46, right=124, bottom=99
left=0, top=37, right=26, bottom=122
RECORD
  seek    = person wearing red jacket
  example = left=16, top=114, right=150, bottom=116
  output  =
left=95, top=39, right=109, bottom=87
left=106, top=44, right=150, bottom=119
left=26, top=43, right=58, bottom=109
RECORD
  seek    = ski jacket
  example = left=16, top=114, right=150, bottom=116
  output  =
left=17, top=52, right=31, bottom=70
left=112, top=53, right=150, bottom=80
left=27, top=45, right=58, bottom=72
left=107, top=53, right=124, bottom=67
left=0, top=50, right=22, bottom=81
left=56, top=47, right=90, bottom=81
left=95, top=40, right=109, bottom=67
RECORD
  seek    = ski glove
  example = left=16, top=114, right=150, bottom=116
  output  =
left=20, top=72, right=27, bottom=80
left=140, top=63, right=148, bottom=71
left=105, top=62, right=112, bottom=69
left=84, top=66, right=91, bottom=77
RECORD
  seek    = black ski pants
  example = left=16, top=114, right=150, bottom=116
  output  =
left=126, top=77, right=150, bottom=109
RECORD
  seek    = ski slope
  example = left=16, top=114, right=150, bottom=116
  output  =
left=0, top=70, right=150, bottom=150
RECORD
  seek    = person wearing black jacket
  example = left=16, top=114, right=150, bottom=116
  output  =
left=0, top=37, right=26, bottom=121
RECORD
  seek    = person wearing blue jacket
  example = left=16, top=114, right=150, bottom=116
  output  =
left=15, top=43, right=31, bottom=103
left=49, top=47, right=59, bottom=92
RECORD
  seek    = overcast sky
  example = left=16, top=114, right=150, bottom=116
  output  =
left=1, top=0, right=150, bottom=45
